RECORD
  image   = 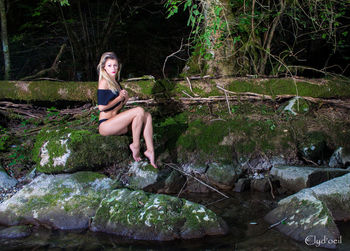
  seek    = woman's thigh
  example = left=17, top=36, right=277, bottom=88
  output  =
left=99, top=107, right=142, bottom=136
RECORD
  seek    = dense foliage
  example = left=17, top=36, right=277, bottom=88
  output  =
left=166, top=0, right=350, bottom=77
left=0, top=0, right=349, bottom=80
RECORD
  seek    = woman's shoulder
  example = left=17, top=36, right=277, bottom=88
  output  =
left=98, top=78, right=109, bottom=89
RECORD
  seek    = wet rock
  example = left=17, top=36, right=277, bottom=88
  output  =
left=0, top=225, right=31, bottom=239
left=298, top=131, right=329, bottom=164
left=265, top=173, right=350, bottom=249
left=32, top=128, right=130, bottom=173
left=234, top=178, right=250, bottom=192
left=0, top=166, right=17, bottom=190
left=0, top=172, right=120, bottom=230
left=183, top=177, right=211, bottom=193
left=90, top=188, right=228, bottom=241
left=182, top=163, right=207, bottom=175
left=265, top=194, right=339, bottom=249
left=18, top=168, right=37, bottom=184
left=126, top=161, right=159, bottom=190
left=270, top=165, right=350, bottom=193
left=162, top=170, right=186, bottom=194
left=206, top=163, right=241, bottom=189
left=250, top=177, right=270, bottom=192
left=329, top=147, right=350, bottom=168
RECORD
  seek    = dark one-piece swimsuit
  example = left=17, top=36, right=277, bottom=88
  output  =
left=97, top=89, right=121, bottom=125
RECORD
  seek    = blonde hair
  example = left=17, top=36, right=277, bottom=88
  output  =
left=97, top=52, right=121, bottom=93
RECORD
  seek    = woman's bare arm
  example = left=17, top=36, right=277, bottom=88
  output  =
left=98, top=79, right=125, bottom=112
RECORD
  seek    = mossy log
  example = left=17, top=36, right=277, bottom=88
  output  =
left=0, top=81, right=97, bottom=103
left=1, top=77, right=350, bottom=104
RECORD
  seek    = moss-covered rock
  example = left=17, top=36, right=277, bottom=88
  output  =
left=90, top=188, right=227, bottom=240
left=126, top=161, right=159, bottom=190
left=265, top=196, right=339, bottom=249
left=206, top=162, right=241, bottom=189
left=0, top=172, right=120, bottom=229
left=32, top=128, right=130, bottom=173
left=265, top=173, right=350, bottom=249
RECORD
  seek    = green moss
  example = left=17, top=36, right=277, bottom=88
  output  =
left=181, top=200, right=219, bottom=230
left=226, top=78, right=350, bottom=99
left=92, top=188, right=225, bottom=240
left=71, top=171, right=106, bottom=184
left=22, top=186, right=73, bottom=213
left=32, top=127, right=131, bottom=173
left=69, top=130, right=93, bottom=145
left=177, top=119, right=229, bottom=153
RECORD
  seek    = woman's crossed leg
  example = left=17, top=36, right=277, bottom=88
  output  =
left=99, top=107, right=157, bottom=168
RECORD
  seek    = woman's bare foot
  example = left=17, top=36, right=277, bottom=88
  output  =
left=129, top=143, right=141, bottom=162
left=144, top=149, right=158, bottom=168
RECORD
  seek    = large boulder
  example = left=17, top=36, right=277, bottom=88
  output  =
left=32, top=128, right=130, bottom=173
left=270, top=165, right=350, bottom=193
left=0, top=172, right=120, bottom=229
left=90, top=188, right=228, bottom=240
left=265, top=173, right=350, bottom=249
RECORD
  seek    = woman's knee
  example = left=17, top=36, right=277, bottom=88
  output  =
left=134, top=106, right=145, bottom=117
left=145, top=111, right=152, bottom=121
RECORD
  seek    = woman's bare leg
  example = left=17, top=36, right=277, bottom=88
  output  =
left=143, top=112, right=157, bottom=168
left=99, top=107, right=145, bottom=161
left=129, top=107, right=145, bottom=161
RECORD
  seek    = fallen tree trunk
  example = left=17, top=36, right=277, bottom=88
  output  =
left=0, top=78, right=349, bottom=109
left=0, top=81, right=97, bottom=103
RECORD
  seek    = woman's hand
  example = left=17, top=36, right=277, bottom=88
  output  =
left=120, top=90, right=129, bottom=104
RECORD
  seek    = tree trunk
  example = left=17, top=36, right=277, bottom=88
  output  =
left=0, top=0, right=10, bottom=80
left=202, top=0, right=234, bottom=76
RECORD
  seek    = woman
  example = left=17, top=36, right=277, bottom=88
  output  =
left=97, top=52, right=157, bottom=168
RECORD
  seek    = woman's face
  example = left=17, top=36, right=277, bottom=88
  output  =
left=104, top=59, right=118, bottom=78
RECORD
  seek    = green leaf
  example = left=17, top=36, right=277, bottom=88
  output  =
left=184, top=0, right=192, bottom=10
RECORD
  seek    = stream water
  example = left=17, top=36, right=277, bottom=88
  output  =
left=0, top=191, right=349, bottom=250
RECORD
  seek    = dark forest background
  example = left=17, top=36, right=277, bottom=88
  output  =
left=0, top=0, right=191, bottom=81
left=1, top=0, right=350, bottom=81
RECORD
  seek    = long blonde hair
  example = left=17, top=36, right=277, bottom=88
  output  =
left=97, top=52, right=121, bottom=93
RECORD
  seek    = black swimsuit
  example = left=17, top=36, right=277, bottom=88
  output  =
left=97, top=89, right=121, bottom=125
